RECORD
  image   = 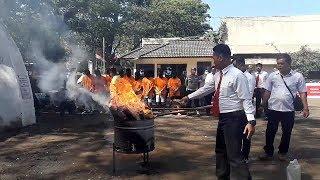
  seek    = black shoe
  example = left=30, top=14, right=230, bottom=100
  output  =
left=278, top=153, right=288, bottom=162
left=259, top=153, right=273, bottom=161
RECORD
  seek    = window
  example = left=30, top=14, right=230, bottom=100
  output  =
left=197, top=62, right=212, bottom=76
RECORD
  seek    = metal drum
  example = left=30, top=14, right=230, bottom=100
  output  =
left=114, top=119, right=155, bottom=154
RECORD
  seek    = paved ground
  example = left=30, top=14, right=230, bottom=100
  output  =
left=0, top=99, right=319, bottom=180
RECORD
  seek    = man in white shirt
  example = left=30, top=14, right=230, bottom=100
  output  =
left=247, top=65, right=254, bottom=74
left=235, top=57, right=256, bottom=99
left=234, top=57, right=256, bottom=161
left=259, top=54, right=309, bottom=161
left=202, top=67, right=215, bottom=115
left=254, top=63, right=268, bottom=117
left=181, top=44, right=255, bottom=180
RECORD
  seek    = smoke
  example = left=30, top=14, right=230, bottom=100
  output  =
left=1, top=1, right=111, bottom=113
left=0, top=65, right=21, bottom=126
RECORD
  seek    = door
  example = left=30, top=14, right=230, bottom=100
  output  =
left=197, top=61, right=212, bottom=76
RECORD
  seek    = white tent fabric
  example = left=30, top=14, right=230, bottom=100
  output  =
left=0, top=22, right=36, bottom=128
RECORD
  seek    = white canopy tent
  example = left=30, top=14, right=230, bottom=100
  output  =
left=0, top=22, right=36, bottom=129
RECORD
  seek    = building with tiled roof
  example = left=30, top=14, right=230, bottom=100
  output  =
left=121, top=15, right=320, bottom=78
left=121, top=38, right=215, bottom=77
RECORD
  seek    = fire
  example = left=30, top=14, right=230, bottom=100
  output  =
left=109, top=75, right=154, bottom=120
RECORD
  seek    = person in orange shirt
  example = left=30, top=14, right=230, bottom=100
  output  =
left=81, top=69, right=94, bottom=92
left=109, top=69, right=153, bottom=119
left=141, top=73, right=155, bottom=106
left=124, top=68, right=135, bottom=87
left=154, top=72, right=168, bottom=106
left=103, top=70, right=112, bottom=93
left=109, top=69, right=121, bottom=106
left=133, top=71, right=143, bottom=96
left=93, top=69, right=108, bottom=95
left=167, top=73, right=182, bottom=99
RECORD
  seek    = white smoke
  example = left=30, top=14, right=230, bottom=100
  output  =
left=66, top=71, right=111, bottom=111
left=20, top=2, right=111, bottom=112
left=32, top=37, right=111, bottom=112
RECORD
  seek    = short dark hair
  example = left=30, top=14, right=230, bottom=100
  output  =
left=84, top=69, right=90, bottom=76
left=213, top=44, right=231, bottom=59
left=235, top=57, right=245, bottom=65
left=118, top=68, right=125, bottom=76
left=94, top=69, right=101, bottom=76
left=126, top=68, right=132, bottom=76
left=256, top=63, right=263, bottom=67
left=277, top=53, right=292, bottom=64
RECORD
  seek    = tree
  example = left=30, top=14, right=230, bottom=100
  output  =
left=215, top=21, right=228, bottom=44
left=51, top=0, right=211, bottom=58
left=291, top=46, right=320, bottom=77
left=1, top=0, right=211, bottom=65
left=122, top=0, right=211, bottom=50
left=202, top=21, right=228, bottom=44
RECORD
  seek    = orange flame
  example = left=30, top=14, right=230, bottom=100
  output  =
left=109, top=76, right=154, bottom=120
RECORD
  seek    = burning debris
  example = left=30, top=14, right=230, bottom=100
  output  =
left=109, top=70, right=154, bottom=121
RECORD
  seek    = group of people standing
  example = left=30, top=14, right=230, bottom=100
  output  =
left=180, top=44, right=309, bottom=180
left=77, top=68, right=184, bottom=107
left=78, top=43, right=310, bottom=179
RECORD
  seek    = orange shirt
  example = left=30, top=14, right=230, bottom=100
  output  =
left=142, top=77, right=155, bottom=98
left=81, top=75, right=94, bottom=92
left=154, top=77, right=167, bottom=95
left=167, top=77, right=181, bottom=97
left=133, top=79, right=143, bottom=94
left=93, top=76, right=109, bottom=93
left=124, top=75, right=135, bottom=87
left=110, top=76, right=120, bottom=102
left=104, top=75, right=112, bottom=92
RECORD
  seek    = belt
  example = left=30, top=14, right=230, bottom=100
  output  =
left=219, top=110, right=245, bottom=118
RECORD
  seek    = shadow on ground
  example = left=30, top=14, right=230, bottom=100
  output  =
left=0, top=107, right=319, bottom=179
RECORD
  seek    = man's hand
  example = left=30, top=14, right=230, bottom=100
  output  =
left=243, top=124, right=255, bottom=139
left=179, top=96, right=189, bottom=107
left=302, top=108, right=310, bottom=118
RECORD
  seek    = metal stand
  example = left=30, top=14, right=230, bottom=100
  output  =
left=113, top=143, right=116, bottom=174
left=112, top=143, right=150, bottom=174
left=143, top=152, right=149, bottom=164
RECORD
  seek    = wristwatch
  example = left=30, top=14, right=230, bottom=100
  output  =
left=248, top=120, right=256, bottom=126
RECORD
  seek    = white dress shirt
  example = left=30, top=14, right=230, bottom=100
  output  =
left=187, top=72, right=215, bottom=99
left=205, top=72, right=214, bottom=84
left=188, top=64, right=255, bottom=121
left=255, top=71, right=268, bottom=88
left=265, top=70, right=307, bottom=112
left=244, top=71, right=256, bottom=98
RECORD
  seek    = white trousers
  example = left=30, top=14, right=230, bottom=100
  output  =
left=155, top=95, right=165, bottom=103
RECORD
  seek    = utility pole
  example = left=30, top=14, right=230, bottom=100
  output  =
left=102, top=37, right=106, bottom=74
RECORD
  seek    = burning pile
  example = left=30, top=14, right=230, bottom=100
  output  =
left=109, top=75, right=154, bottom=120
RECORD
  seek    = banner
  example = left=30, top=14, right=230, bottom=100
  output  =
left=306, top=83, right=320, bottom=98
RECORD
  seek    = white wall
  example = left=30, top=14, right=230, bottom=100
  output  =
left=224, top=15, right=320, bottom=54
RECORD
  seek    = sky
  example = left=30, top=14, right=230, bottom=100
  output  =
left=203, top=0, right=320, bottom=30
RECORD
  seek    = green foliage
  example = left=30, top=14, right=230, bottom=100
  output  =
left=202, top=22, right=228, bottom=44
left=291, top=46, right=320, bottom=77
left=51, top=0, right=211, bottom=56
left=1, top=0, right=211, bottom=63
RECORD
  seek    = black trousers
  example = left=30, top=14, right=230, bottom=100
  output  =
left=186, top=90, right=199, bottom=107
left=205, top=93, right=213, bottom=115
left=264, top=110, right=295, bottom=156
left=254, top=88, right=264, bottom=117
left=216, top=111, right=251, bottom=180
left=242, top=116, right=251, bottom=160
